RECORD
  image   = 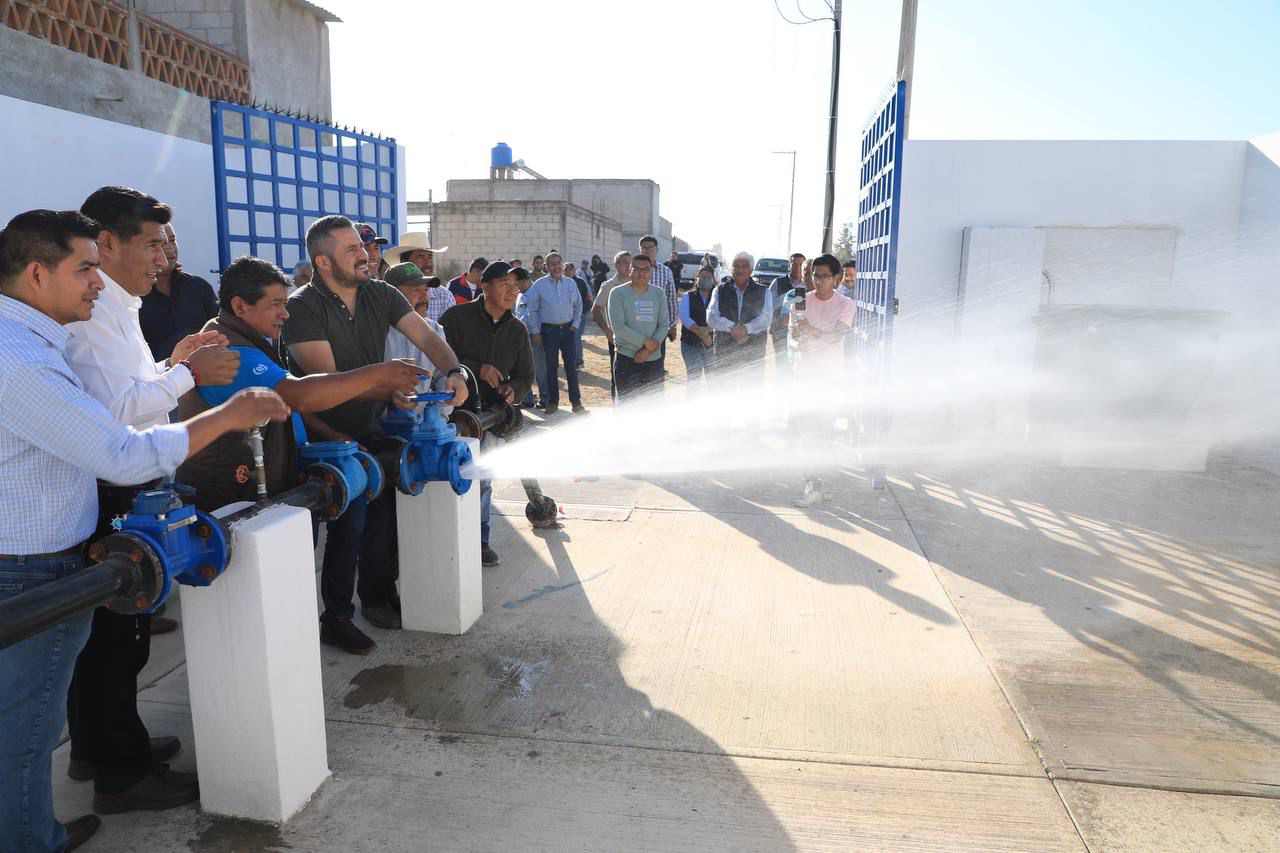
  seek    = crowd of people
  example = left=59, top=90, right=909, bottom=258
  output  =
left=0, top=183, right=856, bottom=850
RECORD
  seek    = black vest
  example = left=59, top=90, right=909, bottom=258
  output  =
left=713, top=281, right=769, bottom=361
left=680, top=289, right=716, bottom=345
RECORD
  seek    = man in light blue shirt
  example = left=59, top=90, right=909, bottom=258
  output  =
left=512, top=266, right=546, bottom=407
left=0, top=209, right=289, bottom=853
left=522, top=251, right=584, bottom=414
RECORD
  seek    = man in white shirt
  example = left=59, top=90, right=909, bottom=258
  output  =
left=63, top=186, right=239, bottom=814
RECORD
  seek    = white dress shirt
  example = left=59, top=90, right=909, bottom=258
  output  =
left=65, top=271, right=195, bottom=429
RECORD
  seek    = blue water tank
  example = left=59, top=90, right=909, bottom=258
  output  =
left=491, top=142, right=513, bottom=169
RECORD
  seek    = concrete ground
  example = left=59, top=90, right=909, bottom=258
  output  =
left=49, top=331, right=1280, bottom=851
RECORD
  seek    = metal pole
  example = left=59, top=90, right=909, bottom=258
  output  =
left=821, top=0, right=842, bottom=254
left=772, top=150, right=797, bottom=255
left=897, top=0, right=918, bottom=139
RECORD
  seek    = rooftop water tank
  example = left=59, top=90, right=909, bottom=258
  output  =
left=491, top=142, right=513, bottom=169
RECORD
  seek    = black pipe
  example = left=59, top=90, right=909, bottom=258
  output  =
left=0, top=477, right=341, bottom=652
left=0, top=555, right=137, bottom=651
left=220, top=478, right=334, bottom=526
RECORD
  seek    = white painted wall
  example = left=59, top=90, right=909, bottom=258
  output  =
left=895, top=139, right=1249, bottom=328
left=881, top=137, right=1280, bottom=458
left=0, top=94, right=220, bottom=278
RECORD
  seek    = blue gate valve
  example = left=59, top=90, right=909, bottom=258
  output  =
left=297, top=440, right=384, bottom=518
left=90, top=486, right=231, bottom=613
left=379, top=391, right=473, bottom=496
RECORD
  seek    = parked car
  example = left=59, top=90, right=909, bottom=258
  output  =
left=752, top=256, right=790, bottom=287
left=672, top=251, right=721, bottom=288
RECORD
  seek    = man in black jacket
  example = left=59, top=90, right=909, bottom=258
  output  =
left=439, top=261, right=535, bottom=566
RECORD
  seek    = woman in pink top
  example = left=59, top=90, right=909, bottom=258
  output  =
left=789, top=253, right=855, bottom=507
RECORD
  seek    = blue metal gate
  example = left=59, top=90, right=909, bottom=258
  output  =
left=853, top=80, right=907, bottom=488
left=211, top=101, right=398, bottom=273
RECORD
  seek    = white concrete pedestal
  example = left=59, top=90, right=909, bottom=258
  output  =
left=397, top=437, right=482, bottom=634
left=181, top=503, right=330, bottom=823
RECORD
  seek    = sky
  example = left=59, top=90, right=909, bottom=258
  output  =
left=321, top=0, right=1280, bottom=259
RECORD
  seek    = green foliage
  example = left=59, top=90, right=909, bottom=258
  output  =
left=833, top=220, right=856, bottom=263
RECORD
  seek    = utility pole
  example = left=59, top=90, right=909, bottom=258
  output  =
left=820, top=0, right=842, bottom=254
left=897, top=0, right=918, bottom=139
left=772, top=149, right=796, bottom=255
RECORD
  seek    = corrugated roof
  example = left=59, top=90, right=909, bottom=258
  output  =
left=288, top=0, right=341, bottom=23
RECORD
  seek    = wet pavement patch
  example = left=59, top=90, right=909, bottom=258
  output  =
left=189, top=817, right=291, bottom=851
left=343, top=657, right=551, bottom=723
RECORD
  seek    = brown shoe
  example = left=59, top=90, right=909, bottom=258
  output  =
left=361, top=603, right=402, bottom=630
left=65, top=814, right=101, bottom=850
left=319, top=617, right=376, bottom=655
left=149, top=615, right=179, bottom=635
left=69, top=735, right=181, bottom=781
left=92, top=765, right=199, bottom=814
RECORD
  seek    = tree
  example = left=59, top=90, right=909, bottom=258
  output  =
left=833, top=220, right=856, bottom=263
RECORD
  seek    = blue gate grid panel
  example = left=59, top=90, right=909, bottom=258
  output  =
left=853, top=80, right=906, bottom=483
left=211, top=101, right=398, bottom=273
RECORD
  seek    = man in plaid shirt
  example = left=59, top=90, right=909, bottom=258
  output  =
left=638, top=235, right=679, bottom=363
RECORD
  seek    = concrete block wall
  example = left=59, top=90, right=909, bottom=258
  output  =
left=134, top=0, right=243, bottom=58
left=430, top=201, right=623, bottom=275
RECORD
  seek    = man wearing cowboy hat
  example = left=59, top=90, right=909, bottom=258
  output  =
left=384, top=232, right=453, bottom=322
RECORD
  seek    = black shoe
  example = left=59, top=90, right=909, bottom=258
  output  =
left=149, top=615, right=179, bottom=636
left=571, top=404, right=587, bottom=414
left=481, top=544, right=500, bottom=567
left=92, top=765, right=199, bottom=814
left=388, top=589, right=402, bottom=616
left=361, top=603, right=402, bottom=630
left=69, top=735, right=181, bottom=781
left=543, top=404, right=558, bottom=415
left=319, top=616, right=376, bottom=655
left=65, top=814, right=101, bottom=851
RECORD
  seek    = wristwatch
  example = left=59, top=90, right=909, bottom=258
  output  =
left=445, top=366, right=466, bottom=379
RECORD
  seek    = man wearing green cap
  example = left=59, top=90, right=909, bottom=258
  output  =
left=384, top=262, right=447, bottom=380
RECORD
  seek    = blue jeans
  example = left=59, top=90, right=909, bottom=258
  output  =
left=540, top=326, right=581, bottom=408
left=0, top=553, right=93, bottom=853
left=575, top=314, right=588, bottom=364
left=681, top=339, right=716, bottom=385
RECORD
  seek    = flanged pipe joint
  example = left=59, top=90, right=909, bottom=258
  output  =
left=297, top=440, right=384, bottom=518
left=92, top=486, right=231, bottom=615
left=379, top=392, right=474, bottom=496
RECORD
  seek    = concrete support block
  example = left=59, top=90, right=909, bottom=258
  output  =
left=181, top=503, right=330, bottom=823
left=396, top=436, right=482, bottom=634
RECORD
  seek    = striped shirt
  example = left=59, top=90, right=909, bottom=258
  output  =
left=425, top=286, right=454, bottom=324
left=0, top=295, right=188, bottom=553
left=647, top=258, right=680, bottom=330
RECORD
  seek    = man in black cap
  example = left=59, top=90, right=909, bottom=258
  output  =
left=439, top=261, right=535, bottom=566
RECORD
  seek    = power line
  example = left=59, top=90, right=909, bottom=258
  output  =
left=772, top=0, right=832, bottom=26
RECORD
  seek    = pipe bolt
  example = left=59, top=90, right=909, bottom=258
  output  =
left=199, top=564, right=216, bottom=582
left=134, top=594, right=152, bottom=610
left=88, top=543, right=106, bottom=563
left=194, top=523, right=213, bottom=540
left=129, top=549, right=144, bottom=564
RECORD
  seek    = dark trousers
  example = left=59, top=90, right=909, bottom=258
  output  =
left=607, top=339, right=617, bottom=401
left=540, top=325, right=581, bottom=407
left=613, top=353, right=664, bottom=401
left=322, top=482, right=396, bottom=620
left=66, top=482, right=156, bottom=794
